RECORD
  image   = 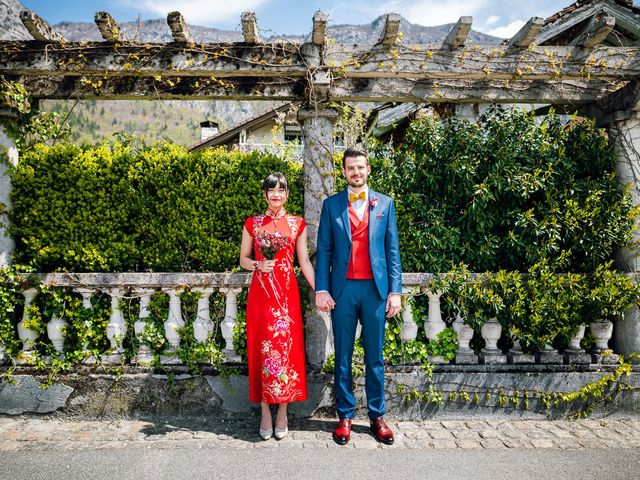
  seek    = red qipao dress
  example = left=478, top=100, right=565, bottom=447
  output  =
left=244, top=208, right=308, bottom=404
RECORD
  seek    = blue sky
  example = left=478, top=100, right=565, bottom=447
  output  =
left=17, top=1, right=637, bottom=38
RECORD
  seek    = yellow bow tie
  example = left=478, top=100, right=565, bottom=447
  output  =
left=349, top=192, right=366, bottom=203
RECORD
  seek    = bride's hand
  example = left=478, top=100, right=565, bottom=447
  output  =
left=258, top=259, right=276, bottom=273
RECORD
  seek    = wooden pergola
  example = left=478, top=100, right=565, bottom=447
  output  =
left=1, top=0, right=640, bottom=361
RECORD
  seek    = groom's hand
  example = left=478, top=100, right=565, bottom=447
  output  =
left=315, top=291, right=335, bottom=312
left=386, top=293, right=401, bottom=318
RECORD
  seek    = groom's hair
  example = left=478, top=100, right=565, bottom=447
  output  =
left=341, top=147, right=369, bottom=168
left=262, top=172, right=289, bottom=193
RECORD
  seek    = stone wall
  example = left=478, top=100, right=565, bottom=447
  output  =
left=2, top=366, right=638, bottom=420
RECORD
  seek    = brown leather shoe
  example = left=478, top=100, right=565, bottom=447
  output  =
left=370, top=417, right=394, bottom=445
left=333, top=418, right=352, bottom=445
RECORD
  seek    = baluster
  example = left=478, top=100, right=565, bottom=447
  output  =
left=452, top=312, right=478, bottom=364
left=423, top=288, right=446, bottom=340
left=75, top=287, right=96, bottom=363
left=507, top=330, right=534, bottom=364
left=589, top=320, right=618, bottom=364
left=46, top=306, right=68, bottom=359
left=423, top=288, right=447, bottom=363
left=536, top=341, right=563, bottom=364
left=479, top=317, right=506, bottom=364
left=193, top=287, right=216, bottom=344
left=161, top=288, right=184, bottom=364
left=133, top=288, right=155, bottom=364
left=355, top=321, right=362, bottom=339
left=103, top=287, right=126, bottom=364
left=563, top=324, right=591, bottom=364
left=400, top=287, right=418, bottom=341
left=16, top=287, right=39, bottom=364
left=220, top=287, right=242, bottom=362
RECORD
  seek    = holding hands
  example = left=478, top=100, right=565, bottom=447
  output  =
left=315, top=291, right=336, bottom=312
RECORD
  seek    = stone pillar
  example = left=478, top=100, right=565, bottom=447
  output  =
left=220, top=287, right=242, bottom=362
left=423, top=288, right=447, bottom=363
left=103, top=287, right=126, bottom=364
left=609, top=111, right=640, bottom=357
left=0, top=113, right=18, bottom=267
left=161, top=288, right=184, bottom=364
left=297, top=106, right=338, bottom=368
left=399, top=287, right=418, bottom=341
left=133, top=288, right=155, bottom=364
left=75, top=287, right=96, bottom=363
left=16, top=287, right=39, bottom=364
left=192, top=287, right=215, bottom=344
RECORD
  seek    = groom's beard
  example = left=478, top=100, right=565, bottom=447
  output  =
left=346, top=175, right=368, bottom=189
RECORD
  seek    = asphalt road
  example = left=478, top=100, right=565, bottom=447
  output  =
left=1, top=447, right=639, bottom=480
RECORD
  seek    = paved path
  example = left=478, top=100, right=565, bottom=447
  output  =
left=1, top=415, right=640, bottom=451
left=2, top=416, right=639, bottom=480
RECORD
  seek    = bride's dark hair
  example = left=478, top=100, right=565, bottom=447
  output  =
left=262, top=172, right=289, bottom=193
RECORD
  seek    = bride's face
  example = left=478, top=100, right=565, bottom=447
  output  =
left=264, top=183, right=288, bottom=210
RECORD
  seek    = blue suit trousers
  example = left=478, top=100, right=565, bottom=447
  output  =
left=332, top=278, right=386, bottom=420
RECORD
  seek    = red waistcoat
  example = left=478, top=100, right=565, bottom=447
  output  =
left=346, top=202, right=374, bottom=279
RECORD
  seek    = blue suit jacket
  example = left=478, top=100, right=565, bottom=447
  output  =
left=315, top=189, right=402, bottom=300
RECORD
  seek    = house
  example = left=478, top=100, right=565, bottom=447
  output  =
left=535, top=0, right=640, bottom=46
left=189, top=103, right=302, bottom=155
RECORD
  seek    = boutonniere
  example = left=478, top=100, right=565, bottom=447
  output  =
left=369, top=197, right=379, bottom=209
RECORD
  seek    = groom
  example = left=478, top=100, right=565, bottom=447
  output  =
left=315, top=147, right=402, bottom=445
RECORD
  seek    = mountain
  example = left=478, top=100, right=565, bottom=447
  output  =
left=49, top=15, right=501, bottom=45
left=0, top=0, right=30, bottom=40
left=1, top=5, right=501, bottom=145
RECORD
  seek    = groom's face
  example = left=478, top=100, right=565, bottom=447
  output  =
left=343, top=155, right=370, bottom=189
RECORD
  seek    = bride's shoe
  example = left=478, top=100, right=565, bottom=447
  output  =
left=274, top=417, right=288, bottom=440
left=259, top=426, right=273, bottom=441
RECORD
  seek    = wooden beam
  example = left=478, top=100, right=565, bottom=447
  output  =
left=571, top=15, right=616, bottom=49
left=94, top=11, right=123, bottom=42
left=331, top=77, right=617, bottom=104
left=378, top=13, right=402, bottom=45
left=19, top=10, right=66, bottom=42
left=15, top=75, right=305, bottom=101
left=241, top=12, right=260, bottom=44
left=167, top=11, right=194, bottom=43
left=507, top=17, right=544, bottom=49
left=312, top=11, right=328, bottom=46
left=0, top=41, right=307, bottom=78
left=9, top=72, right=620, bottom=104
left=2, top=41, right=640, bottom=82
left=325, top=44, right=640, bottom=81
left=443, top=17, right=472, bottom=49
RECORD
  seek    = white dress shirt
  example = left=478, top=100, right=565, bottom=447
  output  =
left=348, top=186, right=369, bottom=221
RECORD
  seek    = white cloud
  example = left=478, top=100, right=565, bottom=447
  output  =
left=329, top=0, right=489, bottom=26
left=110, top=0, right=269, bottom=25
left=484, top=19, right=525, bottom=39
left=485, top=15, right=500, bottom=26
left=404, top=0, right=490, bottom=26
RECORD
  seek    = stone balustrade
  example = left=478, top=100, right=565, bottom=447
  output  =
left=2, top=272, right=626, bottom=367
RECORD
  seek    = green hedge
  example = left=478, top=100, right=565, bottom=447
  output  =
left=369, top=108, right=636, bottom=273
left=9, top=142, right=303, bottom=272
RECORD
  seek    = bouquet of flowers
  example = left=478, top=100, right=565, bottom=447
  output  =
left=254, top=231, right=290, bottom=304
left=255, top=231, right=290, bottom=259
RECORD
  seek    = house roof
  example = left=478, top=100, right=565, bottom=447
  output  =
left=544, top=0, right=640, bottom=25
left=189, top=102, right=295, bottom=151
left=365, top=102, right=424, bottom=138
left=537, top=0, right=640, bottom=45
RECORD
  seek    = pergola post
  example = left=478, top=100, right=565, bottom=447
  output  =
left=297, top=105, right=338, bottom=368
left=0, top=110, right=18, bottom=267
left=609, top=110, right=640, bottom=357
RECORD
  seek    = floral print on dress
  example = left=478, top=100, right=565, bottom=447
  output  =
left=245, top=211, right=307, bottom=404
